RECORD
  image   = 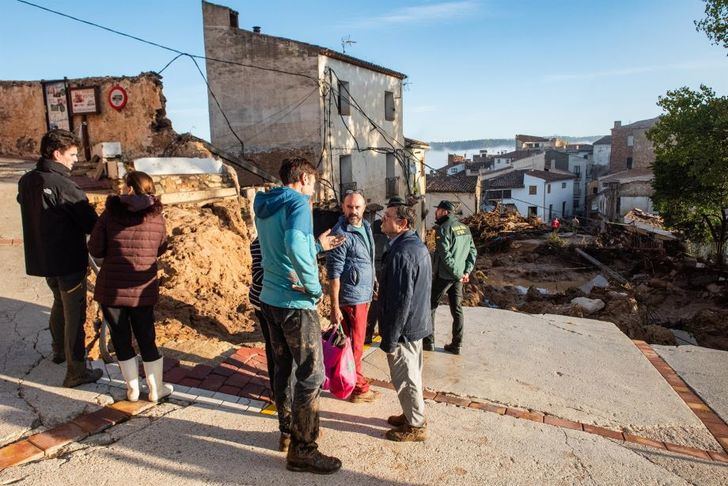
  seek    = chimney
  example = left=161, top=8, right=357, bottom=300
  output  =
left=253, top=26, right=261, bottom=33
left=614, top=120, right=621, bottom=129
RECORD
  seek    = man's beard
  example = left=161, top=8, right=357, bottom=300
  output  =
left=347, top=215, right=361, bottom=225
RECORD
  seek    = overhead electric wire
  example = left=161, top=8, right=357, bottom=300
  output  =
left=18, top=0, right=436, bottom=196
left=16, top=0, right=321, bottom=84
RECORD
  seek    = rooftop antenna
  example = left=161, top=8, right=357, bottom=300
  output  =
left=341, top=35, right=357, bottom=54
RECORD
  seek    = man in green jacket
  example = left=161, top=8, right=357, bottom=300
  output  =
left=424, top=200, right=477, bottom=355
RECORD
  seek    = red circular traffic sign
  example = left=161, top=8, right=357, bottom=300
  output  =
left=108, top=85, right=128, bottom=111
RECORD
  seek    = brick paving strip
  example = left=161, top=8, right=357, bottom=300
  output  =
left=0, top=238, right=23, bottom=246
left=3, top=342, right=727, bottom=471
left=632, top=339, right=728, bottom=454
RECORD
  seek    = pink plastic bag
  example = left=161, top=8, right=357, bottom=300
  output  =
left=321, top=327, right=356, bottom=400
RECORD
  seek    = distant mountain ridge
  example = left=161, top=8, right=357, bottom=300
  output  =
left=429, top=135, right=606, bottom=151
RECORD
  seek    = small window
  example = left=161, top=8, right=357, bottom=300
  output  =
left=574, top=165, right=581, bottom=175
left=339, top=154, right=352, bottom=185
left=528, top=206, right=537, bottom=217
left=562, top=182, right=566, bottom=189
left=627, top=157, right=633, bottom=169
left=338, top=81, right=351, bottom=116
left=547, top=184, right=551, bottom=194
left=529, top=185, right=537, bottom=195
left=384, top=91, right=395, bottom=121
left=503, top=189, right=511, bottom=199
left=627, top=135, right=634, bottom=147
left=574, top=199, right=580, bottom=208
left=386, top=153, right=396, bottom=179
left=229, top=11, right=239, bottom=28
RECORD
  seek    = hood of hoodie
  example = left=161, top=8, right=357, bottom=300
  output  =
left=106, top=194, right=161, bottom=224
left=254, top=187, right=306, bottom=219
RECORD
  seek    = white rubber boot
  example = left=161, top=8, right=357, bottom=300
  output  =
left=118, top=357, right=140, bottom=402
left=143, top=357, right=173, bottom=403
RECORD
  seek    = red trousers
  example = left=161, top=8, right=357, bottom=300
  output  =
left=341, top=303, right=370, bottom=395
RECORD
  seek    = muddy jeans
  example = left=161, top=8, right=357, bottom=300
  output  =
left=46, top=271, right=88, bottom=363
left=425, top=277, right=464, bottom=348
left=254, top=308, right=276, bottom=400
left=261, top=303, right=324, bottom=453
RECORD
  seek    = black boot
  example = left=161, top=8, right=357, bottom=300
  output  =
left=287, top=446, right=342, bottom=474
left=63, top=361, right=103, bottom=388
left=443, top=343, right=461, bottom=355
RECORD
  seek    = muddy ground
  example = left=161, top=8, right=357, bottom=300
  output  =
left=459, top=211, right=728, bottom=351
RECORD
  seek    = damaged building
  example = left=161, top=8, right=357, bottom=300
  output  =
left=593, top=117, right=659, bottom=220
left=0, top=72, right=175, bottom=167
left=202, top=1, right=426, bottom=209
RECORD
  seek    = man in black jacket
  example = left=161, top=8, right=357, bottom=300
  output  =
left=379, top=202, right=432, bottom=442
left=17, top=129, right=103, bottom=387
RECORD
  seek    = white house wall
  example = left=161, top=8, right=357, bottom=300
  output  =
left=501, top=175, right=574, bottom=220
left=593, top=144, right=611, bottom=166
left=319, top=56, right=404, bottom=204
left=620, top=196, right=654, bottom=217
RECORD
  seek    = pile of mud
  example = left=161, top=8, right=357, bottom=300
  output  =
left=85, top=197, right=258, bottom=357
left=156, top=198, right=254, bottom=338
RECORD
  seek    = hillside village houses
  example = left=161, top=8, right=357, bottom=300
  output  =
left=202, top=1, right=428, bottom=229
left=432, top=117, right=661, bottom=224
left=483, top=169, right=576, bottom=221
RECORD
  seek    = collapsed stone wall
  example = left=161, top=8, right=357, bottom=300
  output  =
left=0, top=72, right=175, bottom=161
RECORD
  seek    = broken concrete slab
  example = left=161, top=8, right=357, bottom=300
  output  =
left=364, top=307, right=721, bottom=450
left=653, top=345, right=728, bottom=424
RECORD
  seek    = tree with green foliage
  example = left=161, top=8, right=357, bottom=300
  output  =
left=695, top=0, right=728, bottom=50
left=647, top=86, right=728, bottom=266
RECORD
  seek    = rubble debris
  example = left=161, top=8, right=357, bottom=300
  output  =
left=458, top=211, right=726, bottom=350
left=570, top=297, right=606, bottom=315
left=575, top=248, right=628, bottom=284
left=579, top=274, right=610, bottom=295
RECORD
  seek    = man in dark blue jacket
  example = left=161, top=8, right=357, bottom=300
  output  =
left=378, top=202, right=432, bottom=442
left=17, top=129, right=103, bottom=388
left=326, top=191, right=377, bottom=403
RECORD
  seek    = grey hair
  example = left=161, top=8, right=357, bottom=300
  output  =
left=393, top=204, right=415, bottom=229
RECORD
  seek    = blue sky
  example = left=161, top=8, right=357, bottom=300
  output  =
left=2, top=0, right=726, bottom=143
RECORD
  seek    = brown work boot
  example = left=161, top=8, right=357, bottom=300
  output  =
left=286, top=447, right=342, bottom=474
left=278, top=433, right=291, bottom=452
left=385, top=423, right=428, bottom=442
left=63, top=361, right=103, bottom=388
left=349, top=389, right=380, bottom=403
left=387, top=413, right=406, bottom=426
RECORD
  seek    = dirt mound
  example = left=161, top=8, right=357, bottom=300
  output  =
left=683, top=309, right=728, bottom=350
left=84, top=197, right=258, bottom=359
left=158, top=198, right=254, bottom=338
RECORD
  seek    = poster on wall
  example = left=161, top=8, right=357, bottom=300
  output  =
left=70, top=86, right=100, bottom=115
left=42, top=80, right=72, bottom=131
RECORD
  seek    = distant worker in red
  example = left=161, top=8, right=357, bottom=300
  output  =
left=551, top=217, right=561, bottom=235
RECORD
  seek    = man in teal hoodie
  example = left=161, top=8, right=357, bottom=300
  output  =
left=254, top=158, right=344, bottom=475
